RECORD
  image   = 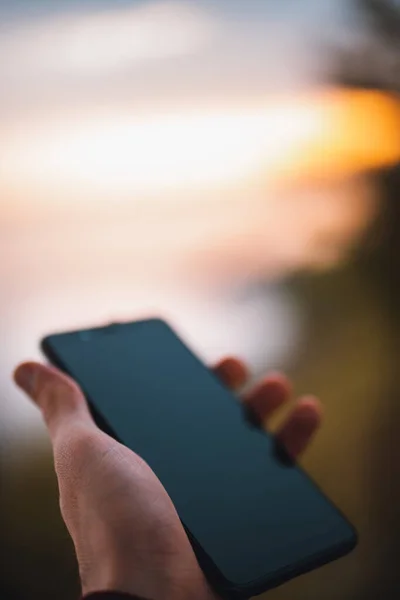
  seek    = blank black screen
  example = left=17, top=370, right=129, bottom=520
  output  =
left=43, top=319, right=354, bottom=586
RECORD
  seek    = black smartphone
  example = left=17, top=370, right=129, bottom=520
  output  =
left=41, top=318, right=357, bottom=599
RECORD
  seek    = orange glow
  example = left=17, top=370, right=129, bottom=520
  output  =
left=2, top=88, right=399, bottom=205
left=1, top=88, right=399, bottom=214
left=275, top=89, right=400, bottom=182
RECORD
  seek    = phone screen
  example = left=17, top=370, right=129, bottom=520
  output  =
left=42, top=319, right=355, bottom=589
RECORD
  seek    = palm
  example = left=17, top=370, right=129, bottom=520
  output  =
left=57, top=428, right=203, bottom=599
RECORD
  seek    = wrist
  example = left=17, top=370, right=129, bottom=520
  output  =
left=80, top=558, right=219, bottom=600
left=162, top=574, right=220, bottom=600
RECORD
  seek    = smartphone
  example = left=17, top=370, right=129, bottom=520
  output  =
left=41, top=318, right=357, bottom=599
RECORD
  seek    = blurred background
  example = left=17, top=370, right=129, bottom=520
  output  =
left=1, top=1, right=400, bottom=598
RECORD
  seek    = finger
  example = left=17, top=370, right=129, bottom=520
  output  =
left=213, top=357, right=249, bottom=391
left=14, top=362, right=94, bottom=439
left=243, top=372, right=291, bottom=425
left=276, top=396, right=322, bottom=459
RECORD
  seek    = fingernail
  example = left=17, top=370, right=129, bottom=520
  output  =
left=15, top=364, right=37, bottom=394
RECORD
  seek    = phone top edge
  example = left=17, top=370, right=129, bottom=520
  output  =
left=41, top=317, right=167, bottom=342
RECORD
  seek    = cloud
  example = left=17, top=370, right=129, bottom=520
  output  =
left=0, top=1, right=216, bottom=79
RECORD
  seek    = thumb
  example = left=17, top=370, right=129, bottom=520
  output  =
left=14, top=362, right=94, bottom=439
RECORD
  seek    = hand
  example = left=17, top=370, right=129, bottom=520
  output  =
left=14, top=358, right=321, bottom=600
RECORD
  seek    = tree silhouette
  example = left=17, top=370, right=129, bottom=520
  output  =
left=333, top=0, right=400, bottom=91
